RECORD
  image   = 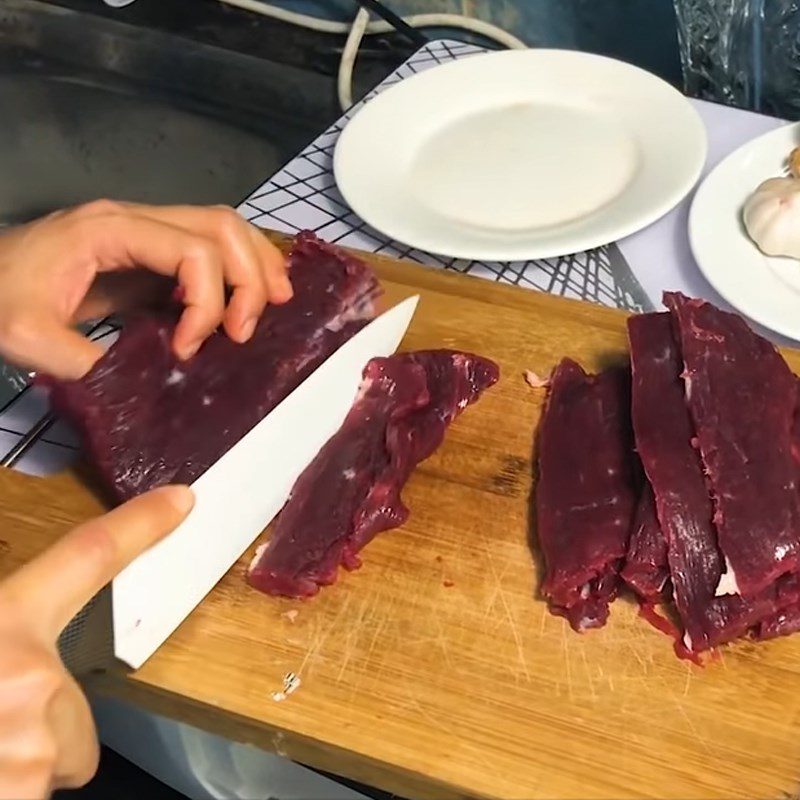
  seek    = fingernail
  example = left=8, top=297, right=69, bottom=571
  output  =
left=240, top=317, right=256, bottom=341
left=181, top=340, right=200, bottom=360
left=167, top=485, right=195, bottom=516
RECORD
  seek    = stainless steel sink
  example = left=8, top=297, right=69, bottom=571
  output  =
left=0, top=0, right=337, bottom=224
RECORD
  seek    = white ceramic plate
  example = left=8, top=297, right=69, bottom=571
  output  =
left=689, top=121, right=800, bottom=340
left=334, top=49, right=707, bottom=261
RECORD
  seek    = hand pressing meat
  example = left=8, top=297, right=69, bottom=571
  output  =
left=248, top=350, right=499, bottom=598
left=0, top=200, right=291, bottom=380
left=45, top=231, right=381, bottom=501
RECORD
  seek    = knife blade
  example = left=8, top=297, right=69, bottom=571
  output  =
left=112, top=295, right=420, bottom=669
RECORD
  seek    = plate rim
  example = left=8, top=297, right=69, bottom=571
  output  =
left=333, top=48, right=708, bottom=262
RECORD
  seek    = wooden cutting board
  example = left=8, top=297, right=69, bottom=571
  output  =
left=2, top=234, right=800, bottom=800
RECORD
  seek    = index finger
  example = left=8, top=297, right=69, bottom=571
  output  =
left=78, top=212, right=227, bottom=360
left=2, top=486, right=194, bottom=642
left=114, top=203, right=292, bottom=335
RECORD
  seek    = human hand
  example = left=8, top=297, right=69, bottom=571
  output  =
left=0, top=200, right=292, bottom=380
left=0, top=485, right=194, bottom=800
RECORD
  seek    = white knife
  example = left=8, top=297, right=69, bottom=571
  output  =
left=112, top=295, right=420, bottom=669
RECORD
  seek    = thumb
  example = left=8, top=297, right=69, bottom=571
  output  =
left=0, top=315, right=103, bottom=381
left=3, top=486, right=195, bottom=642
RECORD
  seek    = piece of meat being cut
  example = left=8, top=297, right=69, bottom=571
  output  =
left=535, top=358, right=638, bottom=632
left=620, top=484, right=670, bottom=605
left=45, top=231, right=381, bottom=502
left=247, top=350, right=499, bottom=598
left=664, top=292, right=800, bottom=600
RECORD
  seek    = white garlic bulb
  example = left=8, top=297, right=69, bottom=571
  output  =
left=743, top=176, right=800, bottom=259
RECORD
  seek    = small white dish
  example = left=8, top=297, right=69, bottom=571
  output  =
left=688, top=121, right=800, bottom=340
left=334, top=48, right=707, bottom=261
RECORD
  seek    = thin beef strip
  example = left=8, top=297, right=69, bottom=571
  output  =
left=758, top=385, right=800, bottom=642
left=248, top=350, right=499, bottom=598
left=628, top=312, right=800, bottom=653
left=621, top=484, right=670, bottom=604
left=664, top=292, right=800, bottom=599
left=535, top=358, right=638, bottom=632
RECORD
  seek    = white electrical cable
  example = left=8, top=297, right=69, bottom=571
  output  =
left=218, top=1, right=528, bottom=108
left=338, top=8, right=370, bottom=111
left=105, top=0, right=528, bottom=110
left=217, top=0, right=528, bottom=51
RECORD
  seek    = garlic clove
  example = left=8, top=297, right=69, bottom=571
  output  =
left=743, top=176, right=800, bottom=259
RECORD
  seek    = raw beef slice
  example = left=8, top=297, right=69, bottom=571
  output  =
left=756, top=384, right=800, bottom=642
left=535, top=358, right=638, bottom=632
left=628, top=312, right=750, bottom=651
left=45, top=231, right=381, bottom=501
left=620, top=484, right=670, bottom=604
left=755, top=593, right=800, bottom=640
left=628, top=311, right=800, bottom=653
left=247, top=350, right=499, bottom=598
left=664, top=292, right=800, bottom=599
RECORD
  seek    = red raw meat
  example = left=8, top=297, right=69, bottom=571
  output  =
left=629, top=311, right=800, bottom=654
left=758, top=392, right=800, bottom=642
left=664, top=292, right=800, bottom=599
left=45, top=231, right=381, bottom=502
left=628, top=312, right=751, bottom=652
left=620, top=484, right=670, bottom=604
left=755, top=599, right=800, bottom=641
left=535, top=358, right=638, bottom=632
left=248, top=350, right=499, bottom=598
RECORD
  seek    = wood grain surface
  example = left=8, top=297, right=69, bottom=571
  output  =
left=1, top=234, right=800, bottom=800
